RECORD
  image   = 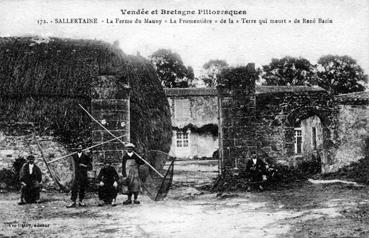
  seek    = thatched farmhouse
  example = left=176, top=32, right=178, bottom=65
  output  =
left=0, top=37, right=172, bottom=188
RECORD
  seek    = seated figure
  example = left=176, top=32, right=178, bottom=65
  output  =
left=245, top=153, right=267, bottom=191
left=97, top=157, right=119, bottom=206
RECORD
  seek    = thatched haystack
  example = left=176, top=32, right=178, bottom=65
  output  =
left=126, top=55, right=172, bottom=154
left=0, top=36, right=171, bottom=151
left=0, top=36, right=172, bottom=187
left=0, top=37, right=127, bottom=145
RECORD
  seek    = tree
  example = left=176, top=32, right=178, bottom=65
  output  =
left=261, top=57, right=317, bottom=86
left=217, top=63, right=258, bottom=89
left=201, top=59, right=229, bottom=87
left=150, top=49, right=194, bottom=88
left=316, top=55, right=368, bottom=95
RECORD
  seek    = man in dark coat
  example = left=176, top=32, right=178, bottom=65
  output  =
left=18, top=155, right=42, bottom=205
left=122, top=143, right=144, bottom=205
left=245, top=153, right=267, bottom=191
left=97, top=157, right=119, bottom=206
left=67, top=145, right=92, bottom=208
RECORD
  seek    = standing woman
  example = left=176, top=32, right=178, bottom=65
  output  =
left=122, top=143, right=144, bottom=205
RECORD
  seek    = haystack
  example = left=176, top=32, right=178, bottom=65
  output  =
left=0, top=37, right=172, bottom=187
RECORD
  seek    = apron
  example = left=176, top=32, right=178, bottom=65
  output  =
left=126, top=159, right=141, bottom=193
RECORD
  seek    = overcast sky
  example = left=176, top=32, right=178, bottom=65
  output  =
left=0, top=0, right=368, bottom=78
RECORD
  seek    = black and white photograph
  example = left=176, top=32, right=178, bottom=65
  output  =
left=0, top=0, right=368, bottom=237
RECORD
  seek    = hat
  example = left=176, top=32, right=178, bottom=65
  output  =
left=125, top=142, right=135, bottom=148
left=27, top=155, right=35, bottom=161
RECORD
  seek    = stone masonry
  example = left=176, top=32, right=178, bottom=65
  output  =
left=91, top=75, right=130, bottom=172
left=255, top=87, right=337, bottom=170
left=217, top=63, right=338, bottom=176
left=218, top=64, right=257, bottom=174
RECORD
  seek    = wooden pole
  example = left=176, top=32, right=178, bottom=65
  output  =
left=78, top=104, right=164, bottom=178
left=47, top=135, right=126, bottom=164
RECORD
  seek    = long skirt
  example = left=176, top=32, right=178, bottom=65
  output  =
left=126, top=159, right=141, bottom=193
left=21, top=181, right=41, bottom=203
left=98, top=185, right=118, bottom=203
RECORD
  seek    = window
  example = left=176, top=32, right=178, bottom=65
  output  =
left=312, top=127, right=317, bottom=150
left=294, top=128, right=303, bottom=154
left=176, top=130, right=189, bottom=147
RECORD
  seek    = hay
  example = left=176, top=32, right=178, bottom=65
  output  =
left=0, top=37, right=126, bottom=98
left=0, top=37, right=172, bottom=154
left=126, top=55, right=172, bottom=154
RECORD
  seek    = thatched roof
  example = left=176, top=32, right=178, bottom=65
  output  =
left=0, top=37, right=126, bottom=98
left=164, top=85, right=325, bottom=97
left=0, top=37, right=172, bottom=153
left=255, top=85, right=325, bottom=94
left=335, top=91, right=369, bottom=105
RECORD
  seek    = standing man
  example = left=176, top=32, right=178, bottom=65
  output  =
left=18, top=155, right=42, bottom=205
left=67, top=145, right=92, bottom=208
left=122, top=143, right=144, bottom=205
left=245, top=153, right=267, bottom=191
left=97, top=156, right=119, bottom=206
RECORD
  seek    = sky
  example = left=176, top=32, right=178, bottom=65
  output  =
left=0, top=0, right=368, bottom=78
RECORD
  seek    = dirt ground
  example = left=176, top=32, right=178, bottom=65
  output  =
left=1, top=160, right=369, bottom=238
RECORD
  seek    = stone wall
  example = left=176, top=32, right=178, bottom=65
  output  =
left=255, top=89, right=337, bottom=169
left=218, top=72, right=338, bottom=175
left=91, top=75, right=130, bottom=172
left=328, top=104, right=369, bottom=172
left=0, top=123, right=72, bottom=189
left=218, top=64, right=257, bottom=174
left=166, top=89, right=218, bottom=128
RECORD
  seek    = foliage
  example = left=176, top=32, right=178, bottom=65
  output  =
left=316, top=55, right=368, bottom=95
left=206, top=161, right=321, bottom=192
left=150, top=49, right=194, bottom=88
left=217, top=64, right=258, bottom=90
left=174, top=123, right=218, bottom=137
left=261, top=57, right=317, bottom=86
left=260, top=55, right=368, bottom=95
left=201, top=59, right=229, bottom=87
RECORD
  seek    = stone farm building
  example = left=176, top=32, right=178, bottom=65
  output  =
left=165, top=64, right=369, bottom=175
left=165, top=88, right=219, bottom=160
left=165, top=86, right=328, bottom=164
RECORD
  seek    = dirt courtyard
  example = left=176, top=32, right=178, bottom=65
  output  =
left=1, top=160, right=369, bottom=238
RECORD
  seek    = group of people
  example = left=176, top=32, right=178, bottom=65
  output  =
left=18, top=142, right=145, bottom=207
left=18, top=143, right=271, bottom=205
